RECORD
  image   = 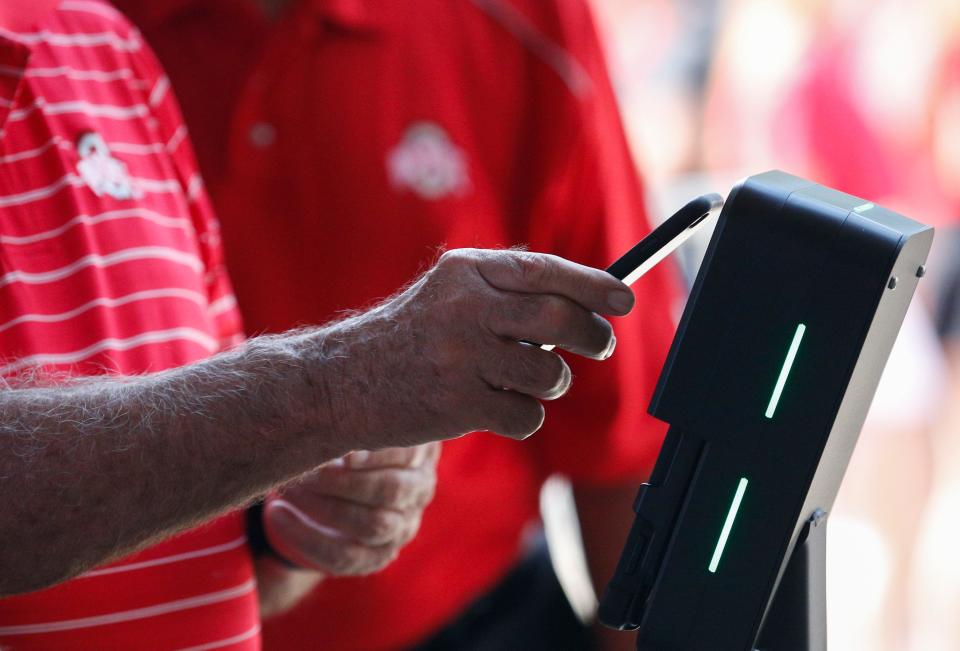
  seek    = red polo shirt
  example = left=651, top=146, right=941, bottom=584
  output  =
left=119, top=1, right=678, bottom=648
left=0, top=2, right=256, bottom=648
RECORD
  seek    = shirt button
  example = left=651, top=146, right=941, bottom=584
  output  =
left=249, top=122, right=276, bottom=148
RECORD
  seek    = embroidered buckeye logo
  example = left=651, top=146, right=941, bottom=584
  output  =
left=386, top=122, right=471, bottom=200
left=76, top=131, right=142, bottom=201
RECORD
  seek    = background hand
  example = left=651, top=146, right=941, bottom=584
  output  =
left=263, top=443, right=440, bottom=575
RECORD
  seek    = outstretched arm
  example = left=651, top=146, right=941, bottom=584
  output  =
left=0, top=249, right=632, bottom=597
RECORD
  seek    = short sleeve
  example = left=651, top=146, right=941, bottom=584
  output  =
left=520, top=1, right=679, bottom=485
left=129, top=33, right=245, bottom=351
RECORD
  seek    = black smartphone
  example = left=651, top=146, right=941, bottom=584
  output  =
left=539, top=192, right=724, bottom=351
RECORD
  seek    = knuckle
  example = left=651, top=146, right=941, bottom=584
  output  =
left=505, top=355, right=540, bottom=392
left=437, top=248, right=476, bottom=273
left=397, top=516, right=422, bottom=546
left=539, top=295, right=571, bottom=327
left=364, top=509, right=401, bottom=543
left=362, top=547, right=401, bottom=576
left=419, top=474, right=438, bottom=507
left=501, top=294, right=540, bottom=326
left=325, top=546, right=365, bottom=576
left=503, top=295, right=570, bottom=332
left=522, top=351, right=565, bottom=396
left=376, top=475, right=406, bottom=507
left=516, top=252, right=549, bottom=285
left=408, top=484, right=433, bottom=512
left=313, top=541, right=350, bottom=574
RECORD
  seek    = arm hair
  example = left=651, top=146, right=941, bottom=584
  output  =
left=0, top=329, right=349, bottom=596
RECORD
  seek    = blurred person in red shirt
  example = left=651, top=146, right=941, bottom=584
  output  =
left=117, top=0, right=678, bottom=649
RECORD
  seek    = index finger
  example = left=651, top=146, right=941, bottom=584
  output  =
left=474, top=250, right=634, bottom=316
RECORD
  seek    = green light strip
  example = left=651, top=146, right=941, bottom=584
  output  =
left=708, top=477, right=749, bottom=573
left=765, top=324, right=806, bottom=419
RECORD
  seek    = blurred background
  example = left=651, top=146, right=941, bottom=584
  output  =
left=541, top=1, right=960, bottom=649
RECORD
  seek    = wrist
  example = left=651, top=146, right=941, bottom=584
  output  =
left=255, top=327, right=357, bottom=460
left=291, top=326, right=358, bottom=452
left=298, top=315, right=402, bottom=453
left=254, top=553, right=326, bottom=619
left=246, top=502, right=306, bottom=570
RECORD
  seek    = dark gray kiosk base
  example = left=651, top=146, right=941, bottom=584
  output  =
left=598, top=171, right=933, bottom=651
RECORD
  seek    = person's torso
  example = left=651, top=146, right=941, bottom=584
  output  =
left=0, top=3, right=257, bottom=649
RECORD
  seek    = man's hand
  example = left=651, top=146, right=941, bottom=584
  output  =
left=256, top=444, right=439, bottom=617
left=0, top=248, right=633, bottom=596
left=320, top=249, right=635, bottom=451
left=264, top=444, right=439, bottom=574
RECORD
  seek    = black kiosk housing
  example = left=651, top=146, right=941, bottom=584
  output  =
left=598, top=171, right=933, bottom=651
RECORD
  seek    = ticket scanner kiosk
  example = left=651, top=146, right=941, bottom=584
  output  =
left=599, top=171, right=934, bottom=651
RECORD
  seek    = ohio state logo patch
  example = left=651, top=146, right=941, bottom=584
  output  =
left=76, top=131, right=141, bottom=201
left=386, top=122, right=471, bottom=200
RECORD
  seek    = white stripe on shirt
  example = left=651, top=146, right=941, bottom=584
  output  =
left=132, top=177, right=182, bottom=194
left=207, top=295, right=238, bottom=318
left=81, top=536, right=248, bottom=579
left=0, top=136, right=69, bottom=165
left=0, top=64, right=136, bottom=83
left=107, top=141, right=166, bottom=156
left=186, top=174, right=204, bottom=202
left=8, top=98, right=149, bottom=122
left=0, top=208, right=193, bottom=246
left=0, top=173, right=182, bottom=210
left=0, top=28, right=141, bottom=53
left=175, top=624, right=262, bottom=651
left=0, top=288, right=208, bottom=335
left=0, top=174, right=81, bottom=208
left=57, top=0, right=125, bottom=22
left=166, top=124, right=188, bottom=154
left=0, top=246, right=205, bottom=289
left=0, top=578, right=255, bottom=636
left=149, top=76, right=171, bottom=108
left=0, top=327, right=220, bottom=375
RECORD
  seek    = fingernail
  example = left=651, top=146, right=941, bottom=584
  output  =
left=604, top=334, right=617, bottom=359
left=607, top=290, right=634, bottom=314
left=348, top=450, right=371, bottom=466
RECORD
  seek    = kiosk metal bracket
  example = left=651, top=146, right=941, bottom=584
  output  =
left=754, top=509, right=828, bottom=651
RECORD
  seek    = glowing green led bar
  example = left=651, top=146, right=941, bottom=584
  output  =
left=765, top=324, right=806, bottom=419
left=708, top=477, right=749, bottom=573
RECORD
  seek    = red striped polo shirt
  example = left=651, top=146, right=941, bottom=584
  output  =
left=0, top=2, right=258, bottom=649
